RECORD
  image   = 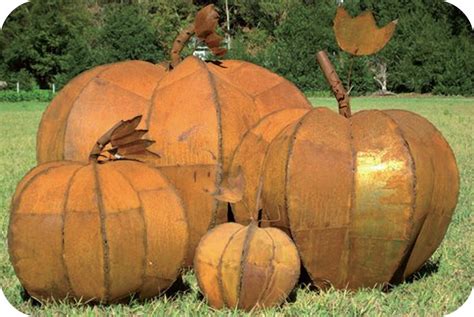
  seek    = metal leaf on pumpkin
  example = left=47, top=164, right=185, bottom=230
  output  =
left=194, top=4, right=227, bottom=57
left=333, top=7, right=397, bottom=56
left=89, top=115, right=160, bottom=163
left=110, top=115, right=142, bottom=140
left=213, top=169, right=245, bottom=204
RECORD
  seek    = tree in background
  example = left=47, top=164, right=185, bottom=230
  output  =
left=1, top=0, right=96, bottom=89
left=96, top=3, right=164, bottom=64
left=0, top=0, right=472, bottom=95
left=145, top=0, right=195, bottom=56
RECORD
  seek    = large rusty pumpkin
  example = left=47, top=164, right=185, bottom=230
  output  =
left=194, top=222, right=300, bottom=311
left=36, top=6, right=311, bottom=265
left=8, top=156, right=188, bottom=302
left=229, top=55, right=459, bottom=290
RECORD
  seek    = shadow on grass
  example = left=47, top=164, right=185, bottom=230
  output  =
left=384, top=258, right=440, bottom=292
left=20, top=273, right=194, bottom=308
left=287, top=265, right=320, bottom=303
left=286, top=258, right=440, bottom=300
left=162, top=275, right=192, bottom=298
left=404, top=258, right=440, bottom=284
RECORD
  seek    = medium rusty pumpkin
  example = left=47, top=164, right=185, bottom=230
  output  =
left=229, top=56, right=459, bottom=289
left=37, top=7, right=311, bottom=266
left=194, top=222, right=300, bottom=311
left=9, top=121, right=189, bottom=302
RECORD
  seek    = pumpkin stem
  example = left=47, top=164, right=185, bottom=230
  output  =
left=316, top=50, right=351, bottom=118
left=170, top=4, right=227, bottom=69
left=170, top=24, right=195, bottom=68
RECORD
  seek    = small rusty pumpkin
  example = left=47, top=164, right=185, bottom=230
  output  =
left=8, top=120, right=189, bottom=303
left=229, top=54, right=459, bottom=290
left=36, top=5, right=311, bottom=266
left=194, top=222, right=300, bottom=311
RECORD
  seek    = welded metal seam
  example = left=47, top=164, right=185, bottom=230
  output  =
left=92, top=163, right=111, bottom=302
left=7, top=163, right=67, bottom=297
left=236, top=224, right=258, bottom=309
left=284, top=110, right=315, bottom=234
left=343, top=116, right=356, bottom=288
left=379, top=111, right=418, bottom=285
left=145, top=67, right=170, bottom=130
left=400, top=111, right=458, bottom=277
left=36, top=63, right=106, bottom=162
left=287, top=108, right=350, bottom=289
left=257, top=229, right=277, bottom=306
left=114, top=168, right=188, bottom=296
left=242, top=60, right=312, bottom=106
left=389, top=110, right=460, bottom=213
left=206, top=69, right=256, bottom=102
left=61, top=66, right=111, bottom=161
left=151, top=167, right=190, bottom=289
left=216, top=226, right=246, bottom=308
left=202, top=62, right=224, bottom=230
left=93, top=79, right=150, bottom=102
left=229, top=109, right=304, bottom=221
left=114, top=166, right=149, bottom=297
left=61, top=164, right=88, bottom=299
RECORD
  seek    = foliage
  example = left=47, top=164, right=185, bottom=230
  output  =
left=0, top=0, right=96, bottom=89
left=0, top=90, right=54, bottom=102
left=96, top=3, right=164, bottom=64
left=0, top=0, right=472, bottom=95
left=144, top=0, right=195, bottom=55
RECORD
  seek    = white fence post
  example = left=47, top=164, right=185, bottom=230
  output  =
left=52, top=83, right=56, bottom=94
left=16, top=82, right=20, bottom=93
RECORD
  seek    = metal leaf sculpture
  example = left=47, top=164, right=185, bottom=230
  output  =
left=213, top=168, right=245, bottom=204
left=171, top=4, right=227, bottom=67
left=194, top=4, right=227, bottom=57
left=334, top=7, right=397, bottom=56
left=89, top=115, right=160, bottom=163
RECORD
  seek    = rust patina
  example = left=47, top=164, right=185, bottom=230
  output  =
left=229, top=51, right=459, bottom=289
left=9, top=120, right=189, bottom=303
left=194, top=222, right=300, bottom=311
left=36, top=5, right=312, bottom=266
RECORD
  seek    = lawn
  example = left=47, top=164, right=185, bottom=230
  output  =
left=0, top=96, right=472, bottom=316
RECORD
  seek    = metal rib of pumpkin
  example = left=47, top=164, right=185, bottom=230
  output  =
left=333, top=6, right=397, bottom=56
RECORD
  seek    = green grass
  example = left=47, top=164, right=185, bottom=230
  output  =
left=0, top=97, right=473, bottom=316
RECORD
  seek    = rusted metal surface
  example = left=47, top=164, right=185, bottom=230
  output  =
left=36, top=60, right=168, bottom=163
left=229, top=108, right=309, bottom=224
left=37, top=55, right=312, bottom=266
left=383, top=110, right=460, bottom=280
left=230, top=105, right=459, bottom=289
left=194, top=222, right=300, bottom=310
left=316, top=51, right=351, bottom=118
left=8, top=158, right=189, bottom=303
left=333, top=6, right=397, bottom=56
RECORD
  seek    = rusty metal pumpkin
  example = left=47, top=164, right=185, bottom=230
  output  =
left=194, top=222, right=300, bottom=311
left=36, top=6, right=311, bottom=266
left=9, top=121, right=189, bottom=303
left=229, top=54, right=459, bottom=290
